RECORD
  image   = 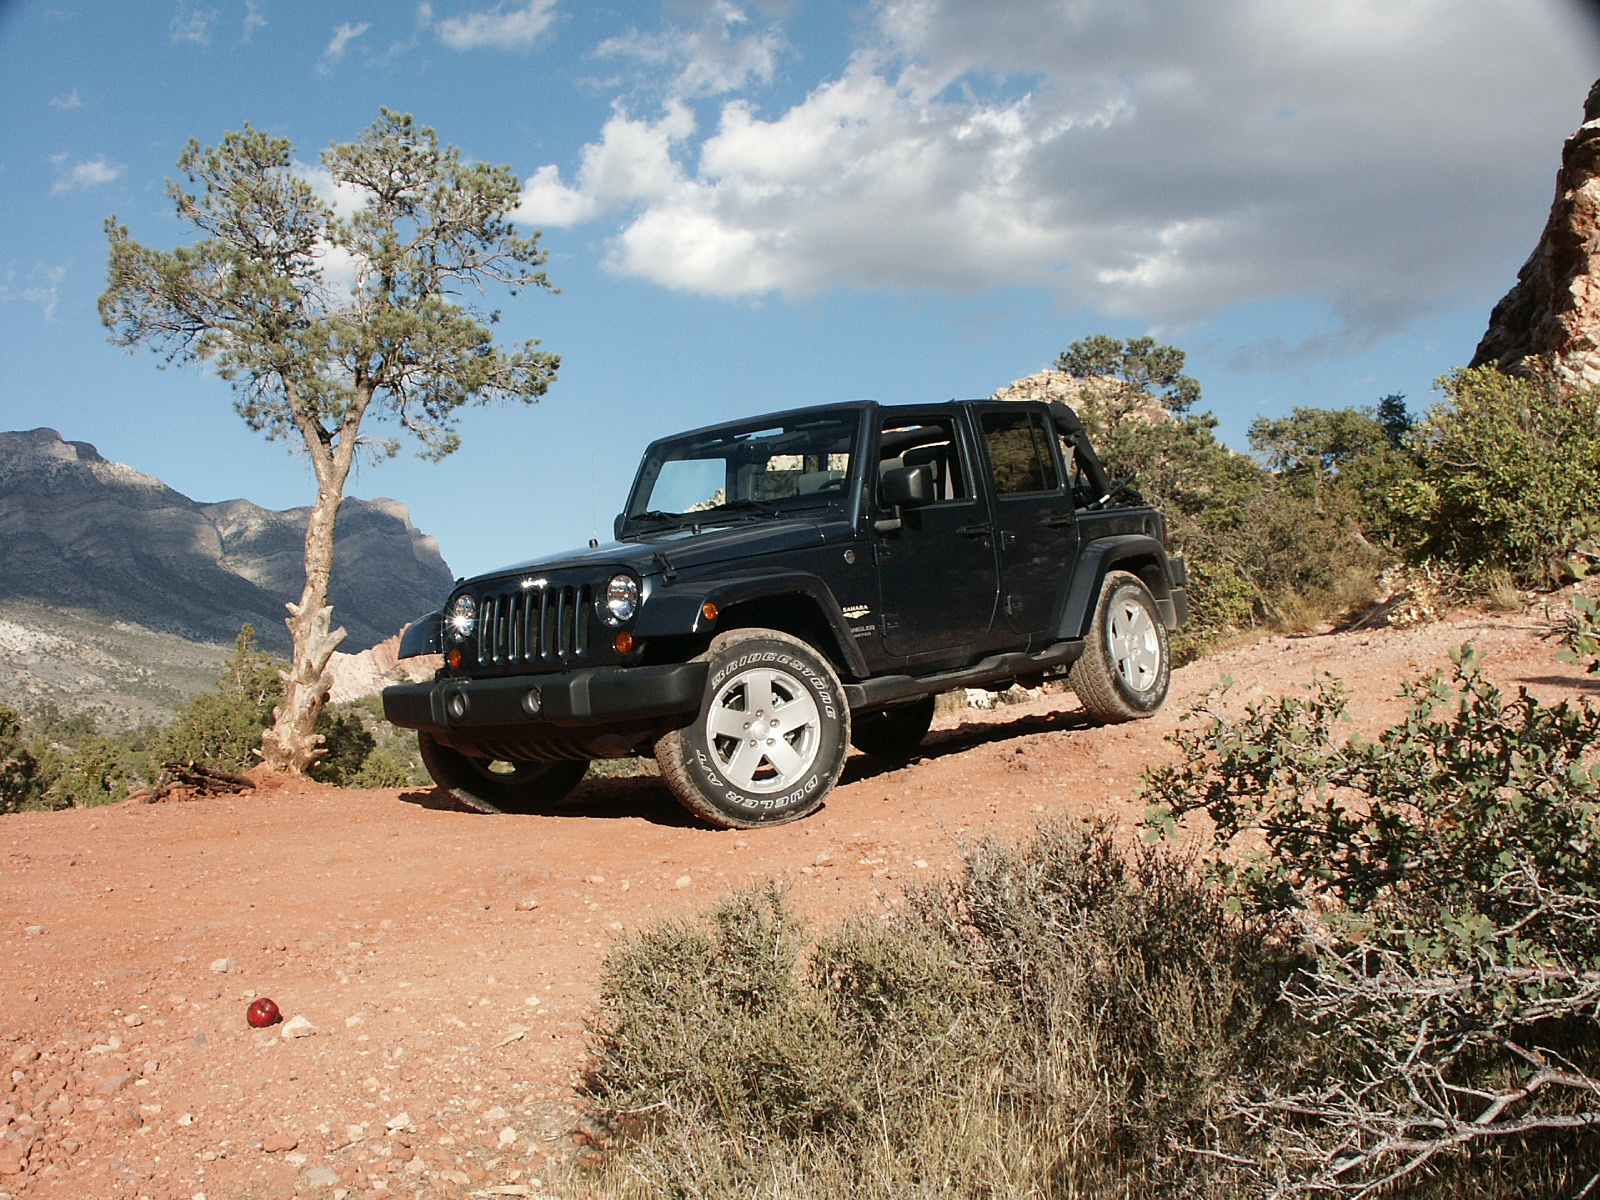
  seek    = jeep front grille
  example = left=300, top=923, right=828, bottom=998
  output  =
left=477, top=585, right=591, bottom=667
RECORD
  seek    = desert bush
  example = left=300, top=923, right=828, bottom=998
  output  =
left=310, top=696, right=429, bottom=787
left=161, top=624, right=283, bottom=771
left=310, top=709, right=377, bottom=784
left=1056, top=337, right=1404, bottom=651
left=0, top=705, right=48, bottom=814
left=1560, top=593, right=1600, bottom=677
left=1395, top=366, right=1600, bottom=586
left=0, top=629, right=424, bottom=807
left=1142, top=647, right=1600, bottom=1194
left=581, top=822, right=1295, bottom=1198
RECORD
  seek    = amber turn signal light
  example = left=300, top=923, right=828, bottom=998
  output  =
left=702, top=602, right=718, bottom=621
left=447, top=646, right=464, bottom=669
left=614, top=630, right=635, bottom=654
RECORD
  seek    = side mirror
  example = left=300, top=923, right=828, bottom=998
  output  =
left=613, top=513, right=626, bottom=539
left=874, top=464, right=935, bottom=533
left=880, top=464, right=935, bottom=510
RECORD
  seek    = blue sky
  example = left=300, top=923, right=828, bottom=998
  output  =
left=1, top=0, right=1597, bottom=584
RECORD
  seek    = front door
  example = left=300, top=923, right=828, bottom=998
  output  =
left=871, top=413, right=998, bottom=660
left=974, top=405, right=1078, bottom=642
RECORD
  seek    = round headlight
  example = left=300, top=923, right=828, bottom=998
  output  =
left=600, top=574, right=639, bottom=625
left=447, top=593, right=477, bottom=641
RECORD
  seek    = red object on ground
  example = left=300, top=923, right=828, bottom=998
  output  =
left=247, top=997, right=281, bottom=1028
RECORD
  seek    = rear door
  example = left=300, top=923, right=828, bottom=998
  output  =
left=871, top=411, right=998, bottom=661
left=974, top=405, right=1078, bottom=642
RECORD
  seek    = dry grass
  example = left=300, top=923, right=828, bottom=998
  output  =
left=565, top=822, right=1295, bottom=1199
left=558, top=818, right=1597, bottom=1199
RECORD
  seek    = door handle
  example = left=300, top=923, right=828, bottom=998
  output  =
left=958, top=522, right=992, bottom=538
left=1044, top=512, right=1075, bottom=528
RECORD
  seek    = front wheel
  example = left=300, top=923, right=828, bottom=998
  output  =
left=656, top=628, right=851, bottom=829
left=1068, top=570, right=1171, bottom=723
left=418, top=734, right=590, bottom=814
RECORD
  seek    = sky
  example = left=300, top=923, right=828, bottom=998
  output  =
left=1, top=0, right=1598, bottom=584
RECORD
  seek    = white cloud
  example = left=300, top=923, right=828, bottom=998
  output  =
left=320, top=20, right=370, bottom=71
left=49, top=88, right=83, bottom=110
left=519, top=0, right=1600, bottom=338
left=435, top=0, right=557, bottom=51
left=51, top=155, right=123, bottom=194
left=0, top=263, right=66, bottom=322
left=293, top=162, right=369, bottom=219
left=598, top=2, right=779, bottom=97
left=169, top=1, right=217, bottom=45
left=288, top=164, right=373, bottom=303
left=515, top=165, right=600, bottom=226
left=240, top=0, right=265, bottom=42
left=513, top=103, right=694, bottom=227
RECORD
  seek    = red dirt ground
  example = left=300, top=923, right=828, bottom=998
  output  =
left=1, top=607, right=1594, bottom=1200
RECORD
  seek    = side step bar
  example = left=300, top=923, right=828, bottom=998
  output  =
left=843, top=639, right=1085, bottom=711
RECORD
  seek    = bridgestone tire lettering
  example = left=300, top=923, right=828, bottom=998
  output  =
left=656, top=628, right=850, bottom=829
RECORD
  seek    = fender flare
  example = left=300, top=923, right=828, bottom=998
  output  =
left=397, top=610, right=443, bottom=658
left=1053, top=535, right=1179, bottom=640
left=634, top=568, right=870, bottom=679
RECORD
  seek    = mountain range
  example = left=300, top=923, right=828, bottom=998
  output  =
left=0, top=428, right=453, bottom=655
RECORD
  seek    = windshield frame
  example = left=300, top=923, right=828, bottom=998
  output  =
left=619, top=403, right=872, bottom=538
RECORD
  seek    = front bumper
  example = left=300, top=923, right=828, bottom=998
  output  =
left=383, top=662, right=709, bottom=733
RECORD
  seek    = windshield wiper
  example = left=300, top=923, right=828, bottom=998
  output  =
left=630, top=509, right=687, bottom=527
left=702, top=498, right=781, bottom=518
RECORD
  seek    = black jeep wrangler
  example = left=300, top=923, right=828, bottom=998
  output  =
left=382, top=398, right=1187, bottom=828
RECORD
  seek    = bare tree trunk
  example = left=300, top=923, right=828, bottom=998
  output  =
left=259, top=484, right=348, bottom=773
left=260, top=387, right=365, bottom=775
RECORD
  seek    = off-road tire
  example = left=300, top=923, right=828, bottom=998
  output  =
left=1069, top=570, right=1170, bottom=723
left=850, top=696, right=936, bottom=756
left=418, top=733, right=589, bottom=814
left=656, top=628, right=851, bottom=829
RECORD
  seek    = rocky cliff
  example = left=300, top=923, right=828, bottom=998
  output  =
left=1472, top=78, right=1600, bottom=384
left=0, top=428, right=453, bottom=653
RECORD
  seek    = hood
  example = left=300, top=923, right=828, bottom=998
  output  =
left=468, top=516, right=845, bottom=587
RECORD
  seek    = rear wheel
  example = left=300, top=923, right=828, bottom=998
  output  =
left=418, top=734, right=589, bottom=814
left=850, top=696, right=936, bottom=756
left=656, top=628, right=850, bottom=829
left=1069, top=570, right=1170, bottom=723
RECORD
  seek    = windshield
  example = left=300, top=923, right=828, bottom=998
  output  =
left=627, top=411, right=860, bottom=524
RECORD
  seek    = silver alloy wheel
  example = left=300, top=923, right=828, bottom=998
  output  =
left=704, top=665, right=822, bottom=793
left=1109, top=594, right=1162, bottom=694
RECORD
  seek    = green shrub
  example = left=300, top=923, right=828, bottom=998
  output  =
left=310, top=696, right=429, bottom=787
left=160, top=623, right=282, bottom=771
left=1400, top=366, right=1600, bottom=585
left=1142, top=648, right=1600, bottom=1194
left=1561, top=594, right=1600, bottom=675
left=581, top=823, right=1293, bottom=1198
left=0, top=705, right=48, bottom=814
left=310, top=709, right=377, bottom=784
left=1055, top=337, right=1405, bottom=647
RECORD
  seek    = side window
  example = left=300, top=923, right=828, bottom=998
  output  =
left=878, top=418, right=970, bottom=503
left=981, top=411, right=1062, bottom=495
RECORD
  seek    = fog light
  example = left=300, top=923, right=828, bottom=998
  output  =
left=445, top=691, right=469, bottom=721
left=614, top=630, right=635, bottom=654
left=702, top=601, right=718, bottom=621
left=447, top=646, right=464, bottom=669
left=521, top=688, right=542, bottom=717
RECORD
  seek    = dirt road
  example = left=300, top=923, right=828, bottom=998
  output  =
left=1, top=607, right=1592, bottom=1200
